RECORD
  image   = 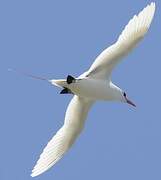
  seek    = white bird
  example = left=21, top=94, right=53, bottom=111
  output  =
left=31, top=2, right=155, bottom=177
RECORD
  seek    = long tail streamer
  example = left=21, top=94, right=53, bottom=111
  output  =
left=8, top=68, right=49, bottom=81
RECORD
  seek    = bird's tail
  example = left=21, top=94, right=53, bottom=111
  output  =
left=9, top=68, right=76, bottom=93
left=50, top=75, right=76, bottom=88
left=49, top=79, right=68, bottom=88
left=8, top=68, right=49, bottom=82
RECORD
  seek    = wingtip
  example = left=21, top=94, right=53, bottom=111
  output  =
left=30, top=169, right=36, bottom=177
left=30, top=174, right=38, bottom=178
left=30, top=174, right=35, bottom=178
left=144, top=2, right=156, bottom=14
left=30, top=169, right=47, bottom=177
left=30, top=170, right=40, bottom=178
left=149, top=2, right=156, bottom=23
left=30, top=166, right=40, bottom=177
left=149, top=2, right=156, bottom=12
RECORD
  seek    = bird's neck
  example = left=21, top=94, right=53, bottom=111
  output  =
left=109, top=82, right=123, bottom=101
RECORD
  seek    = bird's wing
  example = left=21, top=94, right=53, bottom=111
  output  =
left=31, top=96, right=93, bottom=177
left=84, top=2, right=155, bottom=80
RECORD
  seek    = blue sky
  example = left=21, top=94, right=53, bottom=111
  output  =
left=1, top=0, right=161, bottom=179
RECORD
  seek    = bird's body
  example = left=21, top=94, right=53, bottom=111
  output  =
left=52, top=78, right=122, bottom=101
left=31, top=2, right=156, bottom=177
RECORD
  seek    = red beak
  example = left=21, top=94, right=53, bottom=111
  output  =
left=125, top=97, right=136, bottom=107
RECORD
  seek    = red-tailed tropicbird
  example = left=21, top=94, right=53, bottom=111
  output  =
left=30, top=2, right=155, bottom=177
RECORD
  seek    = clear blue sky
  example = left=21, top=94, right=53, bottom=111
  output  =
left=1, top=0, right=161, bottom=179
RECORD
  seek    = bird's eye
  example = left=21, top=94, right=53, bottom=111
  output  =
left=123, top=92, right=126, bottom=97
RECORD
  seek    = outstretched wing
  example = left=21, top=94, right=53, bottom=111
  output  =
left=84, top=2, right=155, bottom=79
left=31, top=96, right=93, bottom=177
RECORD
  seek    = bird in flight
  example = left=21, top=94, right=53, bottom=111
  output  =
left=30, top=2, right=155, bottom=177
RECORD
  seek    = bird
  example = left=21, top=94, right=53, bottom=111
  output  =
left=30, top=2, right=155, bottom=177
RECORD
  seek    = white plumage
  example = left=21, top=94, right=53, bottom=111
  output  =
left=31, top=96, right=93, bottom=177
left=31, top=2, right=155, bottom=177
left=86, top=2, right=155, bottom=79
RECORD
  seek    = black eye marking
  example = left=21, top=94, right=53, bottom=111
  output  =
left=123, top=92, right=126, bottom=97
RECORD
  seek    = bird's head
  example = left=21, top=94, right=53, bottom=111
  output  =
left=110, top=83, right=136, bottom=107
left=122, top=91, right=136, bottom=107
